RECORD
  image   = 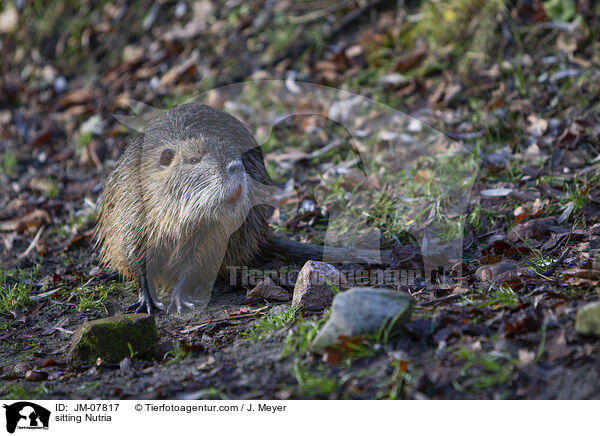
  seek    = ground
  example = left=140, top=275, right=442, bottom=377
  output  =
left=0, top=0, right=599, bottom=399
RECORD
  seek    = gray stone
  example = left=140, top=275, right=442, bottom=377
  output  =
left=292, top=261, right=344, bottom=312
left=69, top=313, right=158, bottom=366
left=575, top=302, right=600, bottom=337
left=310, top=287, right=413, bottom=352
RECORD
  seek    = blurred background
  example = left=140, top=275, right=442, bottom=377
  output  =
left=0, top=0, right=598, bottom=267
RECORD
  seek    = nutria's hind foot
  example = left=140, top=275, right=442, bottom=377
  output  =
left=127, top=272, right=165, bottom=314
left=167, top=287, right=209, bottom=314
left=127, top=297, right=165, bottom=314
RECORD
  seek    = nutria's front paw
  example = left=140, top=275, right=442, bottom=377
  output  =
left=127, top=297, right=165, bottom=314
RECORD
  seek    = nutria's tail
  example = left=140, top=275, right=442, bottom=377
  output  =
left=263, top=234, right=392, bottom=264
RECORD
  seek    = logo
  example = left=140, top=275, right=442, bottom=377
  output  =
left=3, top=402, right=50, bottom=433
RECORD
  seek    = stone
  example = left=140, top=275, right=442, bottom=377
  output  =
left=69, top=313, right=158, bottom=366
left=475, top=260, right=518, bottom=282
left=310, top=287, right=413, bottom=352
left=575, top=302, right=600, bottom=337
left=25, top=369, right=48, bottom=382
left=292, top=261, right=343, bottom=312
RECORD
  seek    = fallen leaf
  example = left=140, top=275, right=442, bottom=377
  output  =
left=246, top=278, right=291, bottom=301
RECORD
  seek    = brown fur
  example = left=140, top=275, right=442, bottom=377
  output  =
left=95, top=104, right=272, bottom=311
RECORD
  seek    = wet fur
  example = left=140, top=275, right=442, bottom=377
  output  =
left=95, top=104, right=271, bottom=300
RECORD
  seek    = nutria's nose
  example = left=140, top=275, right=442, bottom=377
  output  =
left=227, top=160, right=244, bottom=175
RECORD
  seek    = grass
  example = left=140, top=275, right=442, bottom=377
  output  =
left=476, top=284, right=520, bottom=308
left=10, top=341, right=40, bottom=356
left=292, top=360, right=340, bottom=396
left=244, top=305, right=299, bottom=341
left=66, top=280, right=133, bottom=313
left=46, top=177, right=60, bottom=198
left=0, top=383, right=49, bottom=400
left=467, top=204, right=504, bottom=233
left=409, top=0, right=506, bottom=73
left=452, top=347, right=517, bottom=393
left=1, top=147, right=18, bottom=175
left=0, top=320, right=14, bottom=330
left=0, top=269, right=39, bottom=313
left=378, top=360, right=412, bottom=400
left=163, top=342, right=189, bottom=363
left=563, top=180, right=591, bottom=218
left=282, top=311, right=330, bottom=357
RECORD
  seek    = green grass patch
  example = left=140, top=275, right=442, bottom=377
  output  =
left=1, top=147, right=18, bottom=175
left=10, top=341, right=40, bottom=356
left=292, top=360, right=339, bottom=397
left=452, top=347, right=517, bottom=393
left=0, top=270, right=39, bottom=313
left=163, top=342, right=189, bottom=363
left=0, top=383, right=49, bottom=400
left=476, top=285, right=520, bottom=308
left=66, top=280, right=133, bottom=313
left=282, top=311, right=329, bottom=357
left=244, top=305, right=299, bottom=341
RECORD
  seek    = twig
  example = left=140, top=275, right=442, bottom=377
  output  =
left=420, top=294, right=462, bottom=306
left=29, top=288, right=61, bottom=302
left=180, top=307, right=269, bottom=334
left=542, top=247, right=571, bottom=276
left=288, top=0, right=354, bottom=24
left=18, top=224, right=45, bottom=260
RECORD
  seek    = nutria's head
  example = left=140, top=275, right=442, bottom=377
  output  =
left=139, top=104, right=267, bottom=235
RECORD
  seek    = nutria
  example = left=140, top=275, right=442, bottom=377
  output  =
left=96, top=104, right=273, bottom=313
left=96, top=103, right=388, bottom=314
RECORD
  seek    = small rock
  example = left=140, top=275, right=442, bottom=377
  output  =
left=119, top=357, right=132, bottom=373
left=247, top=277, right=290, bottom=301
left=69, top=313, right=158, bottom=366
left=12, top=362, right=30, bottom=374
left=174, top=0, right=188, bottom=17
left=575, top=302, right=600, bottom=337
left=475, top=260, right=518, bottom=282
left=25, top=369, right=48, bottom=382
left=378, top=73, right=408, bottom=86
left=122, top=45, right=145, bottom=64
left=0, top=5, right=18, bottom=34
left=310, top=287, right=413, bottom=352
left=507, top=216, right=557, bottom=243
left=292, top=261, right=343, bottom=312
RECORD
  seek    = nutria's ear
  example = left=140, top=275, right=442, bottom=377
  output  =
left=159, top=148, right=175, bottom=166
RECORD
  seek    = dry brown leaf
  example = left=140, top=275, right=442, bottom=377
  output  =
left=246, top=277, right=290, bottom=302
left=0, top=209, right=51, bottom=232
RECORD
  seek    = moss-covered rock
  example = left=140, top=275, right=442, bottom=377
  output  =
left=69, top=314, right=157, bottom=366
left=575, top=302, right=600, bottom=337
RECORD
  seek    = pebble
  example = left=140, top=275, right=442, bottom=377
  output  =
left=575, top=302, right=600, bottom=337
left=25, top=369, right=48, bottom=382
left=54, top=76, right=68, bottom=94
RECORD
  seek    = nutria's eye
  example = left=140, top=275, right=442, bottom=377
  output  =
left=159, top=148, right=175, bottom=166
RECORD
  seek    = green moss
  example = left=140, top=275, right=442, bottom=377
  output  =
left=69, top=313, right=158, bottom=366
